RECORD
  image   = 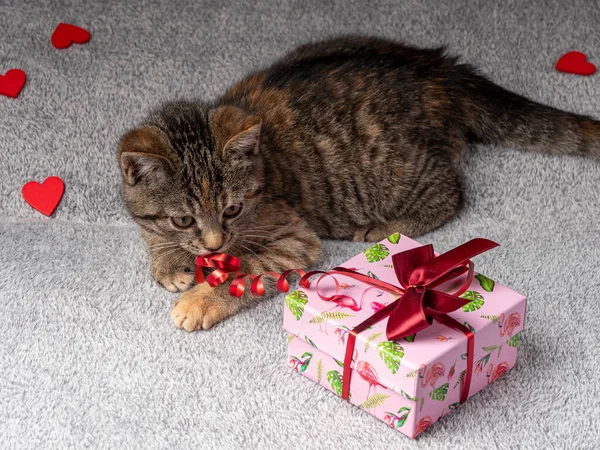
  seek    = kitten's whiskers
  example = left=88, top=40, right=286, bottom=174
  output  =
left=149, top=242, right=180, bottom=251
left=235, top=241, right=269, bottom=271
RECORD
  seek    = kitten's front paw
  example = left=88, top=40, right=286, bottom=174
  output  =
left=353, top=227, right=371, bottom=242
left=353, top=225, right=402, bottom=242
left=154, top=269, right=195, bottom=293
left=171, top=284, right=239, bottom=331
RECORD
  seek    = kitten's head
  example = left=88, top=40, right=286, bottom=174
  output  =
left=118, top=101, right=264, bottom=255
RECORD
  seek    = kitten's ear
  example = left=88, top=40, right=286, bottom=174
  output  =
left=120, top=152, right=173, bottom=186
left=224, top=122, right=262, bottom=156
left=212, top=106, right=262, bottom=156
left=118, top=127, right=175, bottom=186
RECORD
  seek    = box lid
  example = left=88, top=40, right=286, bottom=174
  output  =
left=283, top=233, right=527, bottom=402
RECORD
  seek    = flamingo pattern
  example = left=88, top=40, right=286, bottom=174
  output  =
left=370, top=301, right=388, bottom=313
left=498, top=312, right=521, bottom=337
left=356, top=361, right=386, bottom=398
left=322, top=294, right=365, bottom=313
left=418, top=362, right=445, bottom=388
left=486, top=362, right=510, bottom=384
left=334, top=326, right=351, bottom=345
left=414, top=416, right=434, bottom=436
left=315, top=289, right=366, bottom=334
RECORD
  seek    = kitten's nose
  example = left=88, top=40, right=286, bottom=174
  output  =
left=203, top=230, right=223, bottom=252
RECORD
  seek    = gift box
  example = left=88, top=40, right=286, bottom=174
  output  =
left=283, top=233, right=527, bottom=439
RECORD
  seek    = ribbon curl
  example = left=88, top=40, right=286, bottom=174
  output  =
left=195, top=252, right=312, bottom=297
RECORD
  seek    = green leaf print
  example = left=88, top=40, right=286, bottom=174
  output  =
left=419, top=397, right=425, bottom=412
left=287, top=334, right=295, bottom=344
left=367, top=270, right=379, bottom=280
left=364, top=331, right=383, bottom=353
left=327, top=370, right=344, bottom=397
left=482, top=345, right=498, bottom=353
left=478, top=353, right=491, bottom=369
left=396, top=407, right=410, bottom=427
left=309, top=311, right=355, bottom=324
left=317, top=359, right=323, bottom=384
left=384, top=406, right=411, bottom=428
left=480, top=315, right=500, bottom=323
left=463, top=322, right=476, bottom=334
left=448, top=402, right=460, bottom=410
left=334, top=358, right=345, bottom=368
left=429, top=383, right=449, bottom=401
left=497, top=345, right=503, bottom=358
left=360, top=393, right=390, bottom=410
left=507, top=333, right=520, bottom=348
left=404, top=333, right=416, bottom=343
left=377, top=341, right=404, bottom=374
left=405, top=369, right=417, bottom=378
left=475, top=274, right=495, bottom=292
left=387, top=232, right=401, bottom=244
left=400, top=390, right=416, bottom=401
left=454, top=370, right=466, bottom=389
left=304, top=335, right=318, bottom=349
left=460, top=291, right=485, bottom=312
left=298, top=353, right=313, bottom=372
left=285, top=290, right=308, bottom=320
left=364, top=243, right=389, bottom=263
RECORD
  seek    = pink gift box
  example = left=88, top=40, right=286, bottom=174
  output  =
left=283, top=233, right=527, bottom=439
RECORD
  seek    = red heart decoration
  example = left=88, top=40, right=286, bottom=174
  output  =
left=51, top=23, right=91, bottom=49
left=22, top=176, right=65, bottom=217
left=555, top=51, right=596, bottom=76
left=0, top=69, right=27, bottom=98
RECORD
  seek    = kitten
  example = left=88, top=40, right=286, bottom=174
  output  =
left=118, top=36, right=600, bottom=331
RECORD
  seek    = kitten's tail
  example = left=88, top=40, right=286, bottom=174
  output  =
left=460, top=70, right=600, bottom=158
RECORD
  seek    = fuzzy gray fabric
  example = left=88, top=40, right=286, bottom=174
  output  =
left=1, top=0, right=599, bottom=448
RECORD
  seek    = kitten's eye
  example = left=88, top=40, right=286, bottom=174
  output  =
left=171, top=216, right=195, bottom=229
left=223, top=203, right=243, bottom=219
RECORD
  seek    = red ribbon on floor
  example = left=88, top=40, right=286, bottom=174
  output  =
left=196, top=238, right=498, bottom=405
left=195, top=252, right=311, bottom=297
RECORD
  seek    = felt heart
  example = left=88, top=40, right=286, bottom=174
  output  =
left=22, top=176, right=65, bottom=216
left=51, top=23, right=91, bottom=49
left=555, top=51, right=596, bottom=76
left=0, top=69, right=26, bottom=98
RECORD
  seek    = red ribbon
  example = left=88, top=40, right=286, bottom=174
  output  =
left=195, top=253, right=241, bottom=286
left=195, top=253, right=310, bottom=297
left=196, top=238, right=498, bottom=405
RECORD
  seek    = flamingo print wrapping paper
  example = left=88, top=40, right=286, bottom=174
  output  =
left=283, top=233, right=527, bottom=439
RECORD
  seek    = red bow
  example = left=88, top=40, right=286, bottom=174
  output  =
left=330, top=238, right=498, bottom=341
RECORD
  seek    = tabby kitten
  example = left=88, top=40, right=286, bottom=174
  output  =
left=118, top=36, right=600, bottom=331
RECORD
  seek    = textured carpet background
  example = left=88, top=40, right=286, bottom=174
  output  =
left=1, top=0, right=599, bottom=448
